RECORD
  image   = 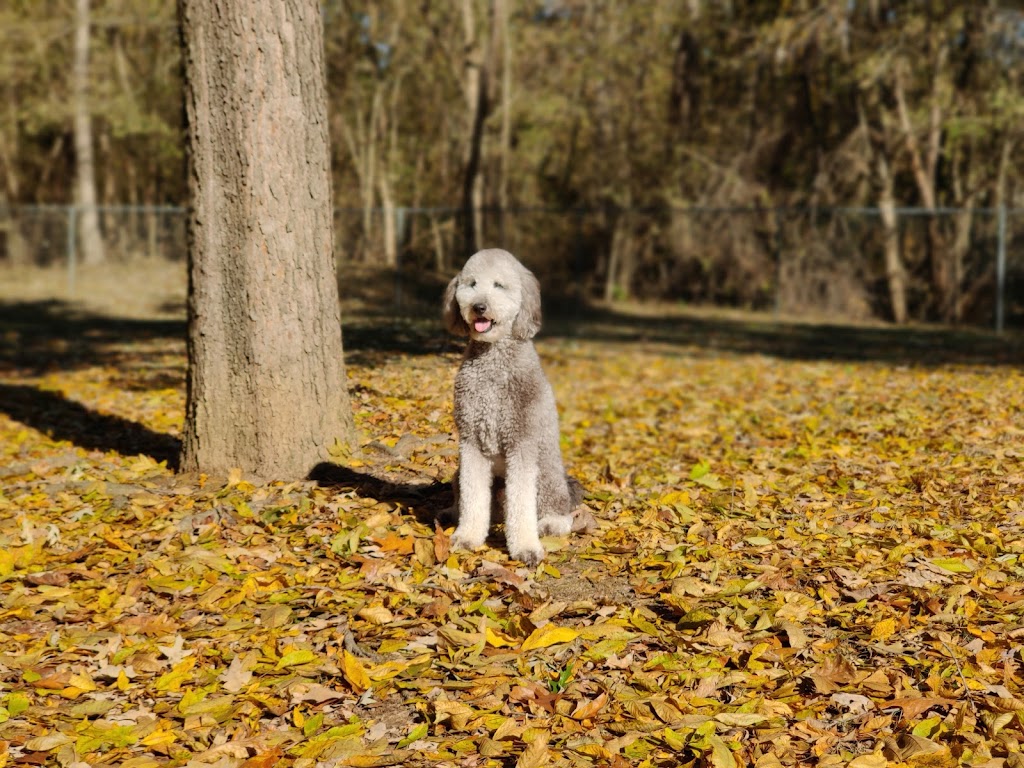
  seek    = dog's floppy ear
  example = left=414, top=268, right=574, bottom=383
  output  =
left=512, top=266, right=542, bottom=339
left=443, top=274, right=469, bottom=336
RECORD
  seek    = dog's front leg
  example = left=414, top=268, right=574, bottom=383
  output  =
left=504, top=450, right=544, bottom=566
left=450, top=444, right=492, bottom=552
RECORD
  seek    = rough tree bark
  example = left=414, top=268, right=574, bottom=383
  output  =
left=178, top=0, right=354, bottom=480
left=73, top=0, right=105, bottom=266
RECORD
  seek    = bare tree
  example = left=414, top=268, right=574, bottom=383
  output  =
left=178, top=0, right=354, bottom=479
left=5, top=1, right=1024, bottom=323
left=72, top=0, right=105, bottom=266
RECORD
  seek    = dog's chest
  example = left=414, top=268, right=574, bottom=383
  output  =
left=454, top=355, right=527, bottom=456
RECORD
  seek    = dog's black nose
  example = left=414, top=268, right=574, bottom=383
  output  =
left=472, top=302, right=487, bottom=314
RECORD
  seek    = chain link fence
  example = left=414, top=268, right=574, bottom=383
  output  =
left=0, top=204, right=1020, bottom=330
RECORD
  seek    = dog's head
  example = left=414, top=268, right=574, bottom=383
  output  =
left=443, top=248, right=542, bottom=342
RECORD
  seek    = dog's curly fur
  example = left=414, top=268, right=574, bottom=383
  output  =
left=443, top=248, right=581, bottom=565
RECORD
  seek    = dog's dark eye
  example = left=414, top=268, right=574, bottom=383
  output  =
left=494, top=282, right=505, bottom=290
left=468, top=280, right=477, bottom=288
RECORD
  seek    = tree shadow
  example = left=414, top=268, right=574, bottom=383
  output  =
left=6, top=289, right=1023, bottom=376
left=308, top=462, right=453, bottom=528
left=2, top=287, right=1022, bottom=471
left=339, top=270, right=1024, bottom=367
left=308, top=462, right=530, bottom=553
left=0, top=383, right=181, bottom=469
left=0, top=299, right=185, bottom=375
left=338, top=266, right=1024, bottom=366
left=544, top=301, right=1024, bottom=367
left=341, top=316, right=453, bottom=367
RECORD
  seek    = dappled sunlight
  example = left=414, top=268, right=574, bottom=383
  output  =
left=2, top=310, right=1023, bottom=765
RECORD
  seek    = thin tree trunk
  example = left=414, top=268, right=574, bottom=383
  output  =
left=377, top=73, right=404, bottom=268
left=495, top=0, right=511, bottom=239
left=179, top=0, right=354, bottom=479
left=893, top=53, right=952, bottom=319
left=73, top=0, right=105, bottom=265
left=877, top=153, right=908, bottom=324
left=431, top=215, right=448, bottom=272
left=460, top=0, right=487, bottom=255
left=995, top=134, right=1013, bottom=210
left=0, top=204, right=28, bottom=267
left=99, top=128, right=117, bottom=253
left=0, top=79, right=28, bottom=266
left=948, top=142, right=979, bottom=322
left=859, top=89, right=908, bottom=324
left=605, top=214, right=627, bottom=303
left=0, top=63, right=21, bottom=205
left=378, top=170, right=397, bottom=268
left=145, top=170, right=159, bottom=260
left=339, top=93, right=380, bottom=263
left=954, top=134, right=1015, bottom=319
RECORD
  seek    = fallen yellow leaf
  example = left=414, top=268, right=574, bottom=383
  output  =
left=847, top=752, right=888, bottom=768
left=276, top=648, right=317, bottom=669
left=485, top=626, right=518, bottom=648
left=871, top=617, right=897, bottom=641
left=521, top=625, right=579, bottom=652
left=140, top=729, right=177, bottom=747
left=342, top=650, right=371, bottom=693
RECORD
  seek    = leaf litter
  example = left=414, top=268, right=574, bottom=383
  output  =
left=1, top=325, right=1024, bottom=767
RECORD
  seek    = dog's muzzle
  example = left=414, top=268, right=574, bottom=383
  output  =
left=470, top=303, right=494, bottom=334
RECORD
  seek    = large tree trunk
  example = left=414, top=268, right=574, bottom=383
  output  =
left=72, top=0, right=105, bottom=266
left=179, top=0, right=354, bottom=480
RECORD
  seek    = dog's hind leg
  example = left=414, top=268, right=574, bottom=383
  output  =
left=537, top=473, right=575, bottom=536
left=536, top=446, right=577, bottom=536
left=451, top=444, right=493, bottom=551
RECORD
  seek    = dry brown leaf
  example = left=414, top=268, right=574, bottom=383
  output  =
left=516, top=732, right=551, bottom=768
left=888, top=697, right=956, bottom=721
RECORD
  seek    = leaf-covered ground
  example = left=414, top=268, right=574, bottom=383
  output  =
left=3, top=297, right=1024, bottom=768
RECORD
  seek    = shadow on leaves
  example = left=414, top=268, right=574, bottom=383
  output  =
left=0, top=299, right=185, bottom=374
left=308, top=461, right=453, bottom=528
left=0, top=383, right=181, bottom=469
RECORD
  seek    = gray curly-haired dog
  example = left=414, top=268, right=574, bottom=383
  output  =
left=443, top=248, right=582, bottom=565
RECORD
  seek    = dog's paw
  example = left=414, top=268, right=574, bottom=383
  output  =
left=538, top=514, right=574, bottom=537
left=509, top=543, right=545, bottom=567
left=450, top=527, right=486, bottom=552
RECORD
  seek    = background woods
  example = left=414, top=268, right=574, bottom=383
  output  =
left=1, top=1, right=1023, bottom=323
left=6, top=4, right=1024, bottom=766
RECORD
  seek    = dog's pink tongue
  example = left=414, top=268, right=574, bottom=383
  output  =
left=474, top=319, right=491, bottom=333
